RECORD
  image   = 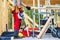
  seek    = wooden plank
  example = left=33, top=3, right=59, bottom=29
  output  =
left=24, top=13, right=38, bottom=27
left=31, top=6, right=60, bottom=10
left=2, top=0, right=8, bottom=31
left=37, top=16, right=53, bottom=38
left=22, top=0, right=60, bottom=6
left=24, top=13, right=31, bottom=28
left=54, top=10, right=60, bottom=27
left=51, top=0, right=60, bottom=4
left=8, top=0, right=60, bottom=6
left=0, top=0, right=8, bottom=35
left=12, top=15, right=14, bottom=31
left=0, top=0, right=3, bottom=35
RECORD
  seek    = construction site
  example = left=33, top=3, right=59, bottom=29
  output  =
left=0, top=0, right=60, bottom=40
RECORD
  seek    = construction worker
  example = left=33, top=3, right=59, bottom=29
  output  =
left=12, top=0, right=31, bottom=38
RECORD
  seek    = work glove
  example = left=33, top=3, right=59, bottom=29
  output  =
left=26, top=6, right=31, bottom=10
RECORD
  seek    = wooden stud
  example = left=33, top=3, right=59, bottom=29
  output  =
left=0, top=0, right=8, bottom=35
left=0, top=0, right=3, bottom=35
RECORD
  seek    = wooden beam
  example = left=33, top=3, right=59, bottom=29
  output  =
left=22, top=0, right=60, bottom=6
left=37, top=16, right=53, bottom=38
left=31, top=6, right=60, bottom=10
left=24, top=13, right=38, bottom=27
left=24, top=13, right=31, bottom=27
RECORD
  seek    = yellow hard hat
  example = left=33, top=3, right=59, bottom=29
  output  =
left=18, top=33, right=24, bottom=37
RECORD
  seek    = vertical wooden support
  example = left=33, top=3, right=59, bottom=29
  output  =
left=56, top=10, right=60, bottom=27
left=58, top=10, right=60, bottom=27
left=0, top=0, right=2, bottom=35
left=54, top=10, right=57, bottom=24
left=45, top=0, right=50, bottom=5
left=37, top=0, right=51, bottom=38
left=33, top=0, right=35, bottom=37
left=12, top=15, right=14, bottom=31
left=0, top=0, right=8, bottom=35
left=45, top=0, right=50, bottom=17
left=2, top=0, right=8, bottom=32
left=37, top=0, right=41, bottom=30
left=33, top=0, right=35, bottom=27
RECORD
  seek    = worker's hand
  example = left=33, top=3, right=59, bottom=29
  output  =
left=26, top=6, right=31, bottom=10
left=11, top=6, right=16, bottom=13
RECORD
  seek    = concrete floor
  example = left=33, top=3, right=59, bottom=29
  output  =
left=14, top=33, right=60, bottom=40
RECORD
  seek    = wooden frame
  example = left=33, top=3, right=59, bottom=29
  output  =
left=0, top=0, right=8, bottom=35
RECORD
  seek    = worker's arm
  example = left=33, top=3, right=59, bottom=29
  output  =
left=11, top=6, right=16, bottom=13
left=11, top=6, right=16, bottom=11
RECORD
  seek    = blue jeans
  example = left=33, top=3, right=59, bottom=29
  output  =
left=14, top=30, right=19, bottom=37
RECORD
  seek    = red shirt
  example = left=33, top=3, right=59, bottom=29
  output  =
left=12, top=10, right=21, bottom=23
left=12, top=10, right=22, bottom=30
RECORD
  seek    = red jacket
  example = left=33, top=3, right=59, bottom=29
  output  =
left=12, top=10, right=22, bottom=30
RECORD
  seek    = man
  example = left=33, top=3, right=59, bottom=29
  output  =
left=12, top=0, right=31, bottom=38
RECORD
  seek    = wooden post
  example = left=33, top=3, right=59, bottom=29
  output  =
left=0, top=0, right=8, bottom=35
left=45, top=0, right=50, bottom=5
left=37, top=0, right=41, bottom=30
left=2, top=0, right=8, bottom=31
left=0, top=0, right=3, bottom=35
left=12, top=15, right=14, bottom=31
left=56, top=10, right=60, bottom=27
left=33, top=0, right=35, bottom=27
left=32, top=0, right=35, bottom=37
